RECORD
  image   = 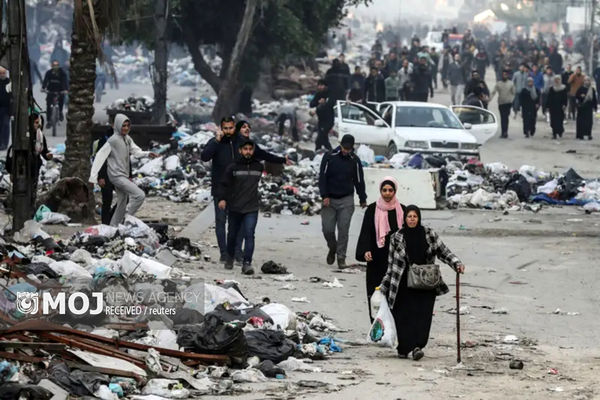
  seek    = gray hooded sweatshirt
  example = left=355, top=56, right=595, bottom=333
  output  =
left=89, top=113, right=148, bottom=184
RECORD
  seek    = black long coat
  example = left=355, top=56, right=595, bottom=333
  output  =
left=356, top=202, right=402, bottom=322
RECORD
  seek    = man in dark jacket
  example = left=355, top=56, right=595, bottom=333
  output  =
left=549, top=46, right=563, bottom=75
left=201, top=117, right=288, bottom=262
left=364, top=67, right=385, bottom=102
left=0, top=67, right=11, bottom=150
left=350, top=66, right=366, bottom=93
left=310, top=80, right=335, bottom=151
left=319, top=134, right=367, bottom=269
left=325, top=59, right=348, bottom=101
left=217, top=139, right=263, bottom=274
left=42, top=60, right=68, bottom=122
left=410, top=57, right=434, bottom=102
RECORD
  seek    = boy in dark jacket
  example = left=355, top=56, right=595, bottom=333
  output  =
left=217, top=139, right=263, bottom=274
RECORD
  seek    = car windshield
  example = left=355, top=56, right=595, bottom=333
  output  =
left=395, top=107, right=463, bottom=129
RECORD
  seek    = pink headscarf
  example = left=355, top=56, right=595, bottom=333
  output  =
left=375, top=176, right=404, bottom=248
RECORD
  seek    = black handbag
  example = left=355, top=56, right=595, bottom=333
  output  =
left=407, top=263, right=443, bottom=290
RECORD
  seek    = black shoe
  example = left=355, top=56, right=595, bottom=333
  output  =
left=219, top=254, right=227, bottom=263
left=234, top=256, right=243, bottom=266
left=588, top=136, right=593, bottom=140
left=337, top=258, right=347, bottom=269
left=500, top=134, right=507, bottom=139
left=412, top=347, right=424, bottom=361
left=326, top=249, right=336, bottom=265
left=397, top=353, right=408, bottom=359
left=224, top=259, right=234, bottom=270
left=59, top=113, right=64, bottom=121
left=242, top=262, right=254, bottom=275
left=553, top=135, right=557, bottom=140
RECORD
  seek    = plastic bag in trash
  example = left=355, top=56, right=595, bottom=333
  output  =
left=260, top=303, right=297, bottom=330
left=231, top=368, right=268, bottom=383
left=176, top=314, right=248, bottom=366
left=34, top=205, right=52, bottom=222
left=118, top=251, right=172, bottom=279
left=356, top=144, right=375, bottom=165
left=48, top=260, right=93, bottom=279
left=245, top=329, right=296, bottom=363
left=141, top=379, right=190, bottom=399
left=367, top=297, right=398, bottom=348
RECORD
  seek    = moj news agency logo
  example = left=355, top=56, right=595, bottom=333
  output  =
left=16, top=292, right=104, bottom=315
left=16, top=292, right=40, bottom=314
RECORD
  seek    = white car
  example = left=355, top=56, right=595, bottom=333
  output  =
left=335, top=101, right=498, bottom=158
left=423, top=31, right=444, bottom=51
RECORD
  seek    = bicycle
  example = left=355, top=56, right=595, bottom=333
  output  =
left=44, top=90, right=61, bottom=137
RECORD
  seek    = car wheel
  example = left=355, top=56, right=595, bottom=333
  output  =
left=386, top=142, right=398, bottom=158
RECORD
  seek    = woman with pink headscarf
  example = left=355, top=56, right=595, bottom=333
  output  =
left=356, top=176, right=404, bottom=323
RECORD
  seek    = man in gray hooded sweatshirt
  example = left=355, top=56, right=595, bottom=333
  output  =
left=89, top=113, right=157, bottom=226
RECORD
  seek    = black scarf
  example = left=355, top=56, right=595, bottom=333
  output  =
left=401, top=205, right=428, bottom=265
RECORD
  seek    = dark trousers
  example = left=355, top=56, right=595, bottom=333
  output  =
left=498, top=103, right=512, bottom=137
left=0, top=107, right=10, bottom=150
left=315, top=122, right=333, bottom=151
left=227, top=211, right=258, bottom=264
left=213, top=198, right=228, bottom=257
left=100, top=180, right=115, bottom=225
left=46, top=93, right=64, bottom=119
left=522, top=108, right=537, bottom=136
left=568, top=95, right=577, bottom=119
left=277, top=113, right=299, bottom=141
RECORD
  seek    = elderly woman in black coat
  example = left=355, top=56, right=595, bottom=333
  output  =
left=380, top=205, right=465, bottom=360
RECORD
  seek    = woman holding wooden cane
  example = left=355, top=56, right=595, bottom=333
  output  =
left=379, top=205, right=465, bottom=360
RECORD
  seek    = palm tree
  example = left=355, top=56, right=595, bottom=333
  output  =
left=61, top=0, right=119, bottom=182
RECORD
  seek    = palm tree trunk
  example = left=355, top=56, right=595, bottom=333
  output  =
left=61, top=2, right=96, bottom=181
left=60, top=0, right=97, bottom=221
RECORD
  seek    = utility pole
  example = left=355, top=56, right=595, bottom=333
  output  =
left=7, top=0, right=34, bottom=230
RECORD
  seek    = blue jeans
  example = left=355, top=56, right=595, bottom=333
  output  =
left=227, top=211, right=258, bottom=264
left=213, top=199, right=228, bottom=257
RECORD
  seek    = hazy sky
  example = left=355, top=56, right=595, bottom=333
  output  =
left=352, top=0, right=459, bottom=23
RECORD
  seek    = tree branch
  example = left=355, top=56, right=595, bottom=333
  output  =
left=224, top=0, right=258, bottom=84
left=182, top=25, right=221, bottom=93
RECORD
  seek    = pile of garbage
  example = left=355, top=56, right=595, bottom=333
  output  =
left=109, top=96, right=155, bottom=113
left=0, top=216, right=346, bottom=398
left=445, top=161, right=600, bottom=212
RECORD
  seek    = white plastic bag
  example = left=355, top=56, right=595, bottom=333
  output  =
left=119, top=251, right=171, bottom=279
left=367, top=297, right=398, bottom=348
left=164, top=155, right=180, bottom=171
left=39, top=211, right=71, bottom=225
left=135, top=157, right=164, bottom=176
left=370, top=289, right=383, bottom=318
left=48, top=260, right=93, bottom=279
left=260, top=303, right=297, bottom=330
left=356, top=144, right=375, bottom=165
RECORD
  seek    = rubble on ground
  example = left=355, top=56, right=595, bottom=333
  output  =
left=0, top=215, right=347, bottom=398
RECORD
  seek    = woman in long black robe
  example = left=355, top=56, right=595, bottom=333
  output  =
left=380, top=205, right=465, bottom=360
left=546, top=76, right=568, bottom=139
left=356, top=177, right=404, bottom=323
left=575, top=77, right=598, bottom=140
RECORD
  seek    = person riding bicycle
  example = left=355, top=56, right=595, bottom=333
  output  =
left=42, top=60, right=68, bottom=123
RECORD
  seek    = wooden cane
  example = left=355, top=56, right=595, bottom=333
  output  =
left=456, top=271, right=462, bottom=363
